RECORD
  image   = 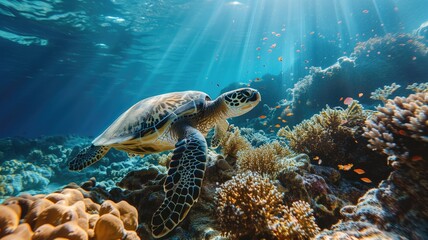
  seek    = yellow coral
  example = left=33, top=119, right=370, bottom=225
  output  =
left=269, top=201, right=320, bottom=240
left=215, top=172, right=319, bottom=240
left=219, top=126, right=251, bottom=158
left=215, top=172, right=283, bottom=239
left=237, top=141, right=291, bottom=178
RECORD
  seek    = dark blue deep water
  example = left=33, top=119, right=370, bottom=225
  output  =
left=1, top=0, right=427, bottom=137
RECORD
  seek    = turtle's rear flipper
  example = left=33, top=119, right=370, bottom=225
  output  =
left=151, top=126, right=207, bottom=238
left=68, top=145, right=110, bottom=171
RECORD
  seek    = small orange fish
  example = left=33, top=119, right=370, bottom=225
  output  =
left=286, top=112, right=294, bottom=116
left=278, top=56, right=283, bottom=62
left=271, top=43, right=277, bottom=48
left=259, top=115, right=267, bottom=119
left=313, top=156, right=320, bottom=160
left=360, top=177, right=372, bottom=183
left=339, top=97, right=344, bottom=101
left=338, top=164, right=353, bottom=171
left=343, top=97, right=353, bottom=105
left=358, top=93, right=363, bottom=97
left=275, top=105, right=281, bottom=109
left=275, top=124, right=281, bottom=128
left=398, top=130, right=407, bottom=136
left=412, top=155, right=423, bottom=161
left=281, top=120, right=286, bottom=123
left=353, top=169, right=365, bottom=174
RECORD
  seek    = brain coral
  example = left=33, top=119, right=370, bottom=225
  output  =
left=215, top=171, right=319, bottom=239
left=363, top=92, right=428, bottom=167
left=0, top=188, right=140, bottom=240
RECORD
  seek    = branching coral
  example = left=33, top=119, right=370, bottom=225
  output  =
left=370, top=83, right=401, bottom=102
left=363, top=92, right=428, bottom=166
left=215, top=172, right=319, bottom=240
left=269, top=200, right=320, bottom=240
left=406, top=82, right=428, bottom=93
left=236, top=141, right=291, bottom=178
left=219, top=126, right=251, bottom=158
left=278, top=102, right=368, bottom=167
left=215, top=172, right=284, bottom=239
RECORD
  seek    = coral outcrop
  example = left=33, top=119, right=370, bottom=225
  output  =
left=317, top=92, right=428, bottom=239
left=278, top=102, right=390, bottom=183
left=0, top=188, right=140, bottom=240
left=289, top=34, right=428, bottom=123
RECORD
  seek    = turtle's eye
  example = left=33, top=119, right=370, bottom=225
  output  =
left=242, top=89, right=252, bottom=98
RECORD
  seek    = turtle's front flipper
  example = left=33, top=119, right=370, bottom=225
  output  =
left=210, top=119, right=229, bottom=149
left=151, top=126, right=207, bottom=238
left=68, top=145, right=111, bottom=171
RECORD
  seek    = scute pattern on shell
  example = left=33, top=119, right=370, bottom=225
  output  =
left=93, top=91, right=207, bottom=146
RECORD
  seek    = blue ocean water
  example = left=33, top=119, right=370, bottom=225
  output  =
left=1, top=0, right=427, bottom=137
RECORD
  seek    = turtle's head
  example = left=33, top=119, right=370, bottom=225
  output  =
left=219, top=88, right=261, bottom=117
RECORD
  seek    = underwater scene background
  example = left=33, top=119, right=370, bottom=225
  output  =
left=1, top=0, right=428, bottom=239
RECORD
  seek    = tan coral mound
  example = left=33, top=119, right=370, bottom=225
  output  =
left=215, top=172, right=319, bottom=239
left=0, top=188, right=140, bottom=240
left=237, top=141, right=291, bottom=178
left=363, top=92, right=428, bottom=166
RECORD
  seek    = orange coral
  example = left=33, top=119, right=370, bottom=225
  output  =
left=219, top=126, right=251, bottom=158
left=0, top=187, right=140, bottom=240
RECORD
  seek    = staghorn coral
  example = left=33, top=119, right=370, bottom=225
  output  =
left=0, top=188, right=140, bottom=240
left=269, top=200, right=320, bottom=240
left=406, top=82, right=428, bottom=93
left=363, top=92, right=428, bottom=166
left=369, top=83, right=401, bottom=102
left=278, top=101, right=369, bottom=167
left=215, top=172, right=319, bottom=240
left=236, top=141, right=291, bottom=178
left=219, top=126, right=251, bottom=158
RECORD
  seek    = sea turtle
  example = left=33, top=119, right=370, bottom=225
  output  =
left=68, top=88, right=261, bottom=238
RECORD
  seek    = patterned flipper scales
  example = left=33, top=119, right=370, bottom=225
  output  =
left=68, top=145, right=110, bottom=171
left=151, top=126, right=207, bottom=238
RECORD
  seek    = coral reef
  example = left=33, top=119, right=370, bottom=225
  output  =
left=0, top=188, right=139, bottom=240
left=215, top=171, right=319, bottom=240
left=289, top=34, right=428, bottom=123
left=318, top=92, right=428, bottom=239
left=277, top=102, right=389, bottom=182
left=236, top=141, right=291, bottom=178
left=363, top=92, right=428, bottom=165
